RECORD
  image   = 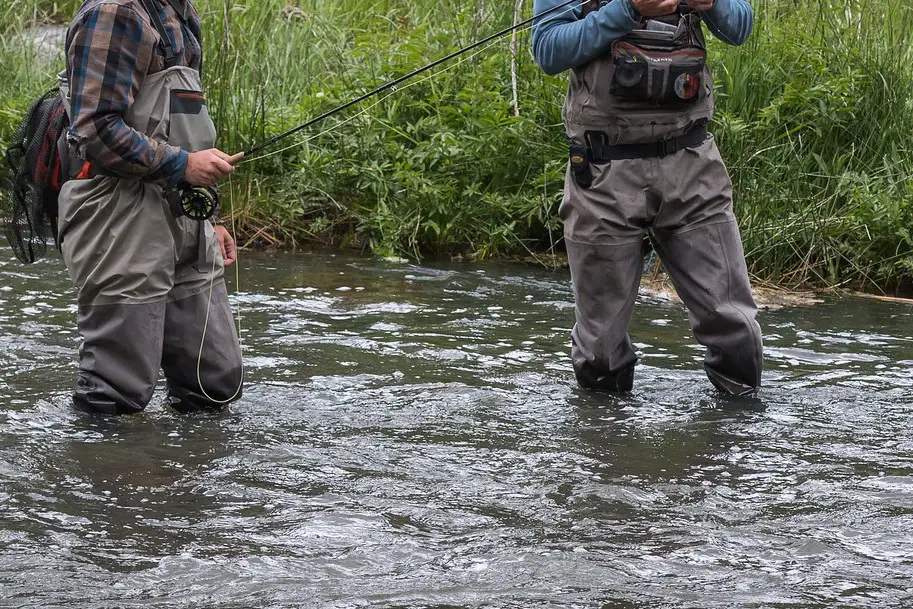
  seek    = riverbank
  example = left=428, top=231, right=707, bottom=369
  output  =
left=332, top=247, right=827, bottom=309
left=2, top=0, right=912, bottom=294
left=513, top=252, right=826, bottom=309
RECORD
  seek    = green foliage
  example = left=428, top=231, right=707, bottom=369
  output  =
left=1, top=0, right=912, bottom=291
left=712, top=0, right=913, bottom=289
left=198, top=0, right=567, bottom=259
left=0, top=0, right=80, bottom=29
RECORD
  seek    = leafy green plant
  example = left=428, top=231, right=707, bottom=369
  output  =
left=2, top=0, right=911, bottom=292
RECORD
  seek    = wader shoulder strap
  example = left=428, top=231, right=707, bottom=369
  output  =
left=166, top=0, right=189, bottom=20
left=138, top=0, right=180, bottom=68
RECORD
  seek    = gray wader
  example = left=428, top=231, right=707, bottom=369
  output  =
left=57, top=66, right=243, bottom=415
left=561, top=12, right=762, bottom=395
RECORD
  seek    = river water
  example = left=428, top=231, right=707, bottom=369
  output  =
left=1, top=248, right=911, bottom=608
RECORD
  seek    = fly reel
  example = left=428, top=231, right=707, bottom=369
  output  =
left=167, top=184, right=219, bottom=222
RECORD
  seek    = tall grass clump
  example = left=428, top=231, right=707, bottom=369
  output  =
left=712, top=0, right=913, bottom=289
left=198, top=0, right=567, bottom=259
left=0, top=1, right=76, bottom=140
left=1, top=0, right=912, bottom=292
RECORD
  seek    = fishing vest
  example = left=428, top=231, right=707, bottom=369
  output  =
left=563, top=1, right=714, bottom=145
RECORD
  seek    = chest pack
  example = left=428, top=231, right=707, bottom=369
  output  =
left=611, top=9, right=707, bottom=106
left=563, top=1, right=713, bottom=147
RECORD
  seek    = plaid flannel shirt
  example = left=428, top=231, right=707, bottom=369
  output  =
left=65, top=0, right=203, bottom=185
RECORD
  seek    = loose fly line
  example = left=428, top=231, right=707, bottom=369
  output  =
left=195, top=0, right=584, bottom=399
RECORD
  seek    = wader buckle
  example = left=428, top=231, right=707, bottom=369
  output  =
left=656, top=138, right=680, bottom=158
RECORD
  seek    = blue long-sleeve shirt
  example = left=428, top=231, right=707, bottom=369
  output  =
left=532, top=0, right=754, bottom=75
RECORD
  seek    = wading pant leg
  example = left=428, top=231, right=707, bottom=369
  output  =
left=651, top=137, right=763, bottom=395
left=59, top=177, right=180, bottom=415
left=566, top=239, right=644, bottom=391
left=74, top=301, right=166, bottom=415
left=561, top=158, right=649, bottom=392
left=162, top=224, right=243, bottom=413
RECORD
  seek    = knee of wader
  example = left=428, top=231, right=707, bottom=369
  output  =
left=574, top=361, right=636, bottom=393
left=73, top=374, right=150, bottom=415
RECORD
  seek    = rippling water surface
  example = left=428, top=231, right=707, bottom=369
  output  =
left=1, top=248, right=912, bottom=608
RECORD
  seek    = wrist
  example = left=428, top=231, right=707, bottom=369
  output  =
left=625, top=0, right=643, bottom=20
left=171, top=149, right=189, bottom=187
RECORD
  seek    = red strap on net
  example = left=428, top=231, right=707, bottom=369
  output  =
left=74, top=161, right=92, bottom=180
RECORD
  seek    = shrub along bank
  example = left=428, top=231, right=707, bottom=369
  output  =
left=2, top=0, right=911, bottom=292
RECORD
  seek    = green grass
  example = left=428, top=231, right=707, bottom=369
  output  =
left=2, top=0, right=912, bottom=292
left=713, top=0, right=913, bottom=290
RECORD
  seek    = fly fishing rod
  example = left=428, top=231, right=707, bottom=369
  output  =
left=241, top=0, right=580, bottom=158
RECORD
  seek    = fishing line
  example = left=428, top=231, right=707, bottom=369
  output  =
left=192, top=0, right=582, bottom=400
left=195, top=173, right=245, bottom=405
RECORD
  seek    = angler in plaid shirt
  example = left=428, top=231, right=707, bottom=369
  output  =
left=66, top=0, right=214, bottom=185
left=58, top=0, right=244, bottom=415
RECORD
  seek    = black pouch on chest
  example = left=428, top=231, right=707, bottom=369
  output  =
left=610, top=16, right=706, bottom=105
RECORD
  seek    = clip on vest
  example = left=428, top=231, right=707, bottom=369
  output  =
left=569, top=144, right=593, bottom=189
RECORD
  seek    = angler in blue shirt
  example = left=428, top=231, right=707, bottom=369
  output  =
left=531, top=0, right=763, bottom=396
left=533, top=0, right=753, bottom=73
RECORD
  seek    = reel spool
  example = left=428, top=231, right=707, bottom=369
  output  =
left=168, top=185, right=218, bottom=221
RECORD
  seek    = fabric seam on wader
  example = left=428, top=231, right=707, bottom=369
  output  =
left=167, top=279, right=217, bottom=303
left=78, top=297, right=168, bottom=309
left=83, top=280, right=213, bottom=306
left=652, top=217, right=732, bottom=238
left=715, top=221, right=763, bottom=381
left=564, top=234, right=645, bottom=247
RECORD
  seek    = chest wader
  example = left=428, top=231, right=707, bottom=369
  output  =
left=57, top=7, right=242, bottom=415
left=560, top=7, right=762, bottom=395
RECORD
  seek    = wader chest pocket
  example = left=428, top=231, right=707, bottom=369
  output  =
left=611, top=42, right=705, bottom=105
left=170, top=89, right=205, bottom=115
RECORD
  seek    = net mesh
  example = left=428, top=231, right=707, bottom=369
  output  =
left=0, top=88, right=68, bottom=263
